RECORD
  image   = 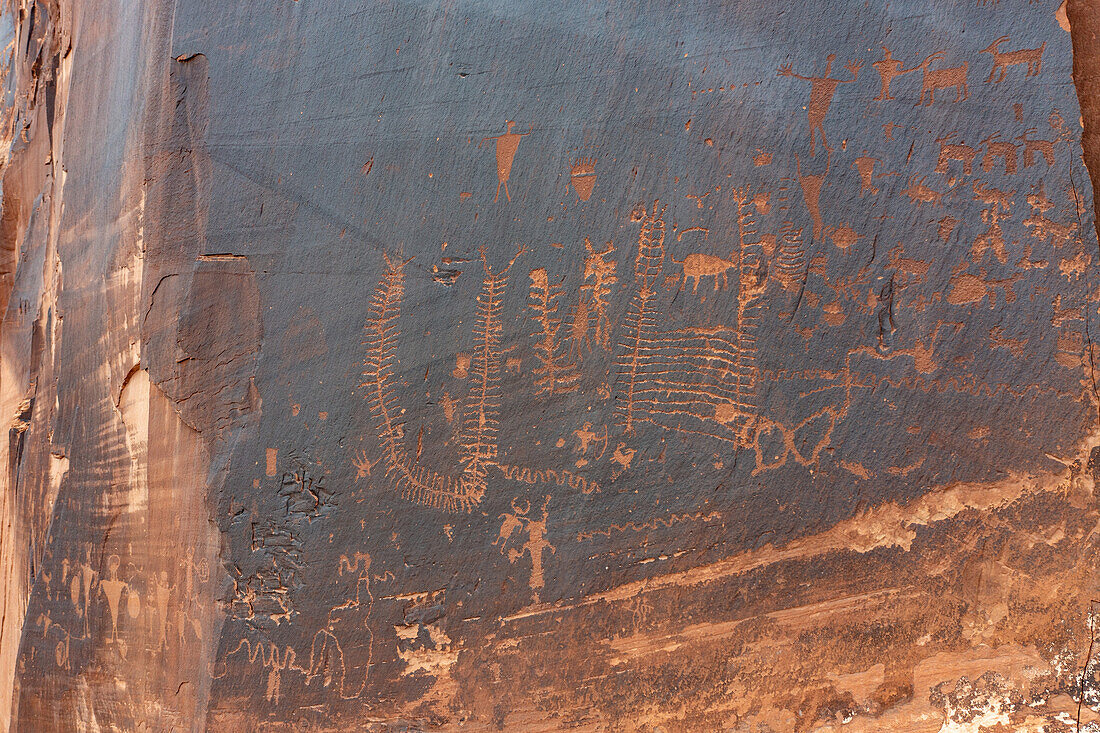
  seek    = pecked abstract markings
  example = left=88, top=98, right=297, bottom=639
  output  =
left=4, top=0, right=1100, bottom=730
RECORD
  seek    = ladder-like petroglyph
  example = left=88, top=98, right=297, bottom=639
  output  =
left=614, top=201, right=667, bottom=434
left=613, top=194, right=765, bottom=444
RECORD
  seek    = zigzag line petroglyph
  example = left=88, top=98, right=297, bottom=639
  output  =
left=847, top=370, right=1080, bottom=401
left=223, top=570, right=373, bottom=705
left=494, top=463, right=600, bottom=494
left=576, top=511, right=722, bottom=542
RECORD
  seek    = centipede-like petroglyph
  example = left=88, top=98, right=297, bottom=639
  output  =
left=528, top=267, right=580, bottom=396
left=361, top=249, right=522, bottom=512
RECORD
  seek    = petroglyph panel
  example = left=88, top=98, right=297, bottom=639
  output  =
left=4, top=0, right=1100, bottom=731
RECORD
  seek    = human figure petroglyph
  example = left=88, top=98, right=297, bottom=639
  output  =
left=572, top=237, right=617, bottom=355
left=481, top=120, right=530, bottom=203
left=100, top=555, right=132, bottom=644
left=69, top=550, right=96, bottom=639
left=452, top=353, right=470, bottom=379
left=872, top=47, right=919, bottom=101
left=972, top=205, right=1010, bottom=264
left=305, top=553, right=375, bottom=699
left=981, top=36, right=1044, bottom=82
left=178, top=545, right=210, bottom=642
left=778, top=54, right=862, bottom=156
left=351, top=448, right=381, bottom=481
left=495, top=496, right=555, bottom=601
left=573, top=422, right=609, bottom=463
left=154, top=570, right=170, bottom=651
left=492, top=498, right=529, bottom=554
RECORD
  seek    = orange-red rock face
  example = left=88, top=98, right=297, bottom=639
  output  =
left=2, top=1, right=1100, bottom=731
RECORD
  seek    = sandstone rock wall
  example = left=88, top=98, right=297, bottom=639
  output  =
left=1, top=1, right=1100, bottom=730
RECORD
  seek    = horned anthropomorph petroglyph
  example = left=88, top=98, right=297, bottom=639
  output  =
left=570, top=237, right=617, bottom=356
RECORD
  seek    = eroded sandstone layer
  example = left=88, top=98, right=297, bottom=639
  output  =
left=2, top=0, right=1100, bottom=730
